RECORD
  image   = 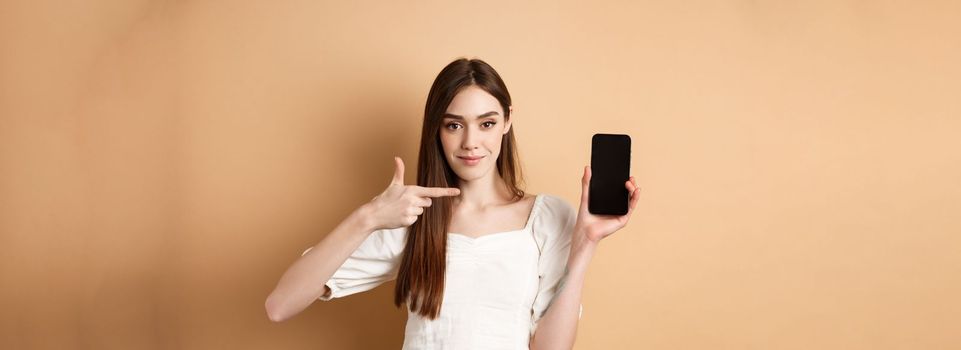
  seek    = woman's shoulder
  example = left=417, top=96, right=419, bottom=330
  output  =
left=534, top=193, right=575, bottom=214
left=531, top=193, right=576, bottom=229
left=529, top=193, right=576, bottom=250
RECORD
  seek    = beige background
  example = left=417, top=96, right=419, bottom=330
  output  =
left=2, top=0, right=960, bottom=349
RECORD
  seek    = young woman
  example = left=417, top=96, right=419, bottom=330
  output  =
left=265, top=58, right=640, bottom=349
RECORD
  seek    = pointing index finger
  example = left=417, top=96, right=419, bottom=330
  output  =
left=412, top=186, right=461, bottom=198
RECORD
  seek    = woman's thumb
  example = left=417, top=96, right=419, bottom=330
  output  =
left=391, top=156, right=405, bottom=185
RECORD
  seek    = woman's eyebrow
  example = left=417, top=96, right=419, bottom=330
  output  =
left=442, top=111, right=500, bottom=120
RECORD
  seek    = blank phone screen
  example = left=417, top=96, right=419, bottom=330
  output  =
left=589, top=134, right=631, bottom=215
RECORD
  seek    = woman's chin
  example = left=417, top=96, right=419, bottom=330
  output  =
left=451, top=167, right=491, bottom=182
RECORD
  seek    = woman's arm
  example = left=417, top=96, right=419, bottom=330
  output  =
left=530, top=166, right=640, bottom=349
left=529, top=229, right=596, bottom=349
left=264, top=205, right=377, bottom=322
left=264, top=157, right=460, bottom=322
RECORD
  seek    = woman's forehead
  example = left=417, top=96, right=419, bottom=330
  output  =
left=445, top=86, right=502, bottom=118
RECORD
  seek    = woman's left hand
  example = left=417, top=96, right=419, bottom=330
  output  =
left=573, top=166, right=641, bottom=244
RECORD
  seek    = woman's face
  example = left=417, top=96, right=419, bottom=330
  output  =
left=439, top=85, right=512, bottom=183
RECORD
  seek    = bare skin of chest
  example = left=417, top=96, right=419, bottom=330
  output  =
left=448, top=195, right=536, bottom=238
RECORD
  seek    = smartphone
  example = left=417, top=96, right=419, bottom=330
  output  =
left=589, top=133, right=632, bottom=215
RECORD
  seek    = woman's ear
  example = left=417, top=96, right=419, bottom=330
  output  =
left=503, top=106, right=513, bottom=135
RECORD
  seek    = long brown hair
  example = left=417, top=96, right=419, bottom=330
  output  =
left=393, top=58, right=525, bottom=319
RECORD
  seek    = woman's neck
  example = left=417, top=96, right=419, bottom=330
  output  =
left=453, top=173, right=514, bottom=210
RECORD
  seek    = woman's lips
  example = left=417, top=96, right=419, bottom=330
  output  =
left=457, top=155, right=485, bottom=166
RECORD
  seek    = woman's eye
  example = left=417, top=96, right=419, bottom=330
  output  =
left=482, top=121, right=496, bottom=128
left=446, top=123, right=462, bottom=130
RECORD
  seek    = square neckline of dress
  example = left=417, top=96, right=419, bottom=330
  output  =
left=447, top=193, right=544, bottom=241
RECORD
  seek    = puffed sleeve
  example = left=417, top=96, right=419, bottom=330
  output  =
left=529, top=195, right=583, bottom=337
left=300, top=226, right=407, bottom=301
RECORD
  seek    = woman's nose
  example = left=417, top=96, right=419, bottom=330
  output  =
left=460, top=128, right=479, bottom=149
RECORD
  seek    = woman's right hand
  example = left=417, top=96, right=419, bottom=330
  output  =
left=366, top=156, right=461, bottom=230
